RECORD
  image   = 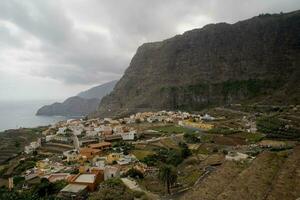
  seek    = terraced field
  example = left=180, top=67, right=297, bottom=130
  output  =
left=179, top=147, right=300, bottom=200
left=0, top=128, right=44, bottom=164
left=265, top=146, right=300, bottom=200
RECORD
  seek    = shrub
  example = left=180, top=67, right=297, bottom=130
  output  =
left=125, top=168, right=144, bottom=179
left=257, top=116, right=299, bottom=139
left=184, top=132, right=200, bottom=143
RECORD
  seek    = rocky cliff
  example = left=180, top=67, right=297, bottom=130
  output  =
left=36, top=80, right=117, bottom=116
left=77, top=80, right=118, bottom=99
left=36, top=96, right=99, bottom=117
left=97, top=11, right=300, bottom=117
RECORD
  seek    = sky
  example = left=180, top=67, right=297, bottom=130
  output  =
left=0, top=0, right=299, bottom=101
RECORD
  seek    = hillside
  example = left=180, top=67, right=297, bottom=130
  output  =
left=36, top=96, right=99, bottom=117
left=97, top=11, right=300, bottom=118
left=36, top=80, right=117, bottom=116
left=77, top=80, right=118, bottom=99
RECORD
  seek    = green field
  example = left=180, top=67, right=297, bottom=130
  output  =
left=131, top=150, right=154, bottom=160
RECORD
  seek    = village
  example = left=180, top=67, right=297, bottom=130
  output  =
left=1, top=105, right=299, bottom=200
left=20, top=110, right=217, bottom=199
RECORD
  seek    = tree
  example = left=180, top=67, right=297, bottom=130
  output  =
left=15, top=141, right=21, bottom=148
left=184, top=132, right=200, bottom=143
left=158, top=165, right=177, bottom=194
left=179, top=142, right=191, bottom=158
left=125, top=168, right=144, bottom=179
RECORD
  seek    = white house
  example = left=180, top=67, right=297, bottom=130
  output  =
left=24, top=139, right=41, bottom=154
left=121, top=130, right=137, bottom=141
left=201, top=114, right=215, bottom=121
left=63, top=150, right=79, bottom=162
left=57, top=127, right=67, bottom=134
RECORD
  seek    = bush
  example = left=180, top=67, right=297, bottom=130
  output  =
left=179, top=142, right=192, bottom=158
left=257, top=116, right=299, bottom=139
left=208, top=127, right=239, bottom=135
left=125, top=168, right=144, bottom=179
left=184, top=132, right=200, bottom=143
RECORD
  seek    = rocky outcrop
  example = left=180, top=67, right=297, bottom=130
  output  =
left=77, top=80, right=118, bottom=99
left=36, top=96, right=99, bottom=117
left=36, top=80, right=117, bottom=116
left=97, top=11, right=300, bottom=117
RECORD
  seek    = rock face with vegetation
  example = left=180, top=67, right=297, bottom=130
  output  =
left=77, top=80, right=118, bottom=99
left=97, top=11, right=300, bottom=117
left=36, top=96, right=100, bottom=117
left=37, top=80, right=117, bottom=116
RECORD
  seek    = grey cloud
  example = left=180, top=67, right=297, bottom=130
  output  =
left=0, top=25, right=23, bottom=47
left=0, top=0, right=299, bottom=86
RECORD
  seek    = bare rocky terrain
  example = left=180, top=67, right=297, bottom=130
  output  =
left=97, top=10, right=300, bottom=118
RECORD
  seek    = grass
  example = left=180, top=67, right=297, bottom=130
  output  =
left=201, top=135, right=214, bottom=143
left=159, top=138, right=180, bottom=149
left=152, top=125, right=194, bottom=135
left=138, top=176, right=166, bottom=195
left=236, top=132, right=265, bottom=143
left=132, top=150, right=154, bottom=160
left=178, top=169, right=203, bottom=187
left=207, top=127, right=240, bottom=135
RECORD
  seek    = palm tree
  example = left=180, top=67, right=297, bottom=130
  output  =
left=158, top=165, right=177, bottom=194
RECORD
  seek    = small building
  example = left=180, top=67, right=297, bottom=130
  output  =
left=106, top=153, right=121, bottom=164
left=69, top=169, right=104, bottom=192
left=80, top=148, right=101, bottom=160
left=59, top=184, right=88, bottom=200
left=104, top=134, right=122, bottom=141
left=63, top=150, right=80, bottom=162
left=117, top=155, right=136, bottom=166
left=57, top=127, right=67, bottom=134
left=45, top=173, right=71, bottom=183
left=88, top=142, right=112, bottom=150
left=104, top=166, right=120, bottom=180
left=24, top=139, right=41, bottom=154
left=121, top=130, right=137, bottom=141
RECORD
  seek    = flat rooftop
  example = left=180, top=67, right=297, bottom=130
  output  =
left=61, top=184, right=87, bottom=193
left=74, top=174, right=96, bottom=183
left=88, top=142, right=112, bottom=148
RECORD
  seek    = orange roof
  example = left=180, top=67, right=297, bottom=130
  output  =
left=88, top=142, right=112, bottom=149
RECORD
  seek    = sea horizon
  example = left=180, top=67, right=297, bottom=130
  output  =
left=0, top=99, right=68, bottom=132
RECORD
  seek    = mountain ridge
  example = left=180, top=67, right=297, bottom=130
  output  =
left=96, top=10, right=300, bottom=118
left=36, top=80, right=117, bottom=116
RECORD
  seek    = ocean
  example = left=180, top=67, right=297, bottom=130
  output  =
left=0, top=100, right=68, bottom=132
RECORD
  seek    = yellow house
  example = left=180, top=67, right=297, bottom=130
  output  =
left=36, top=159, right=50, bottom=169
left=106, top=153, right=121, bottom=164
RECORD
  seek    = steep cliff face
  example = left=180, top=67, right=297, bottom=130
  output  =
left=98, top=11, right=300, bottom=117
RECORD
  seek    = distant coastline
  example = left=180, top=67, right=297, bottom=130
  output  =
left=0, top=100, right=68, bottom=132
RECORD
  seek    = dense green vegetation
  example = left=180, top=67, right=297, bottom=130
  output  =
left=208, top=127, right=240, bottom=135
left=158, top=165, right=177, bottom=194
left=12, top=156, right=45, bottom=176
left=257, top=116, right=299, bottom=139
left=220, top=79, right=283, bottom=98
left=184, top=132, right=201, bottom=143
left=142, top=142, right=191, bottom=166
left=123, top=168, right=144, bottom=179
left=0, top=178, right=67, bottom=200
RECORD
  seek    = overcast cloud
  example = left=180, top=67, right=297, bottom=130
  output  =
left=0, top=0, right=299, bottom=100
